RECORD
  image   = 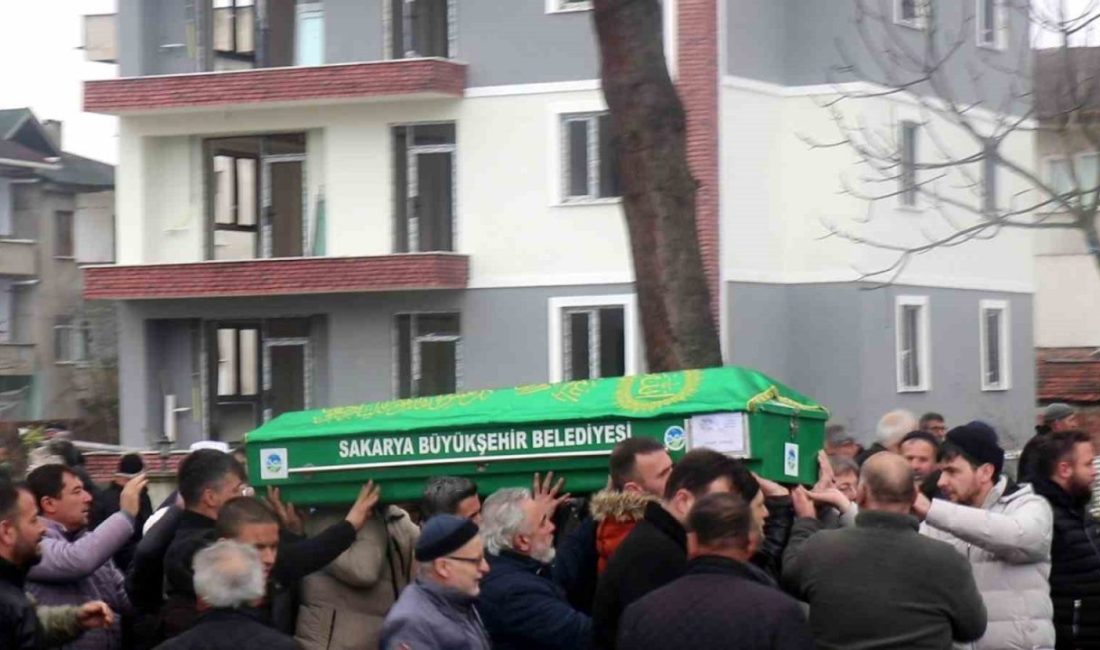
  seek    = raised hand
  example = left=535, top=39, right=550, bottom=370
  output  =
left=345, top=481, right=381, bottom=531
left=532, top=471, right=570, bottom=515
left=266, top=486, right=304, bottom=535
left=120, top=474, right=149, bottom=518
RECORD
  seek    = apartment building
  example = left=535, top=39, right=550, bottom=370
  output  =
left=0, top=109, right=115, bottom=424
left=84, top=0, right=1036, bottom=449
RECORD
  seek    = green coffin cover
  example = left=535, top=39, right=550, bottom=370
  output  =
left=248, top=366, right=828, bottom=444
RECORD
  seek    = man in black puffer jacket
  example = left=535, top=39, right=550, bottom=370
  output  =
left=1031, top=429, right=1100, bottom=649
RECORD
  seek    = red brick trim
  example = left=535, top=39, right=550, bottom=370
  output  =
left=83, top=254, right=470, bottom=300
left=84, top=59, right=467, bottom=115
left=677, top=0, right=720, bottom=323
left=1037, top=347, right=1100, bottom=403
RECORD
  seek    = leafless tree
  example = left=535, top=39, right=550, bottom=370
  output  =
left=591, top=0, right=723, bottom=372
left=808, top=0, right=1100, bottom=284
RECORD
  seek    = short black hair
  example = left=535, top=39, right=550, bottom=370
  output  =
left=26, top=464, right=78, bottom=508
left=687, top=492, right=753, bottom=549
left=920, top=412, right=945, bottom=428
left=608, top=437, right=667, bottom=490
left=900, top=430, right=941, bottom=451
left=216, top=497, right=279, bottom=538
left=48, top=440, right=84, bottom=468
left=421, top=476, right=479, bottom=519
left=1034, top=430, right=1093, bottom=479
left=0, top=481, right=27, bottom=523
left=663, top=449, right=759, bottom=503
left=178, top=449, right=245, bottom=508
left=940, top=442, right=1001, bottom=483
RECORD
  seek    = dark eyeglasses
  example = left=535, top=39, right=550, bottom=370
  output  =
left=445, top=555, right=484, bottom=565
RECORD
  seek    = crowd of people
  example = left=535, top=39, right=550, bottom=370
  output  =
left=0, top=403, right=1098, bottom=650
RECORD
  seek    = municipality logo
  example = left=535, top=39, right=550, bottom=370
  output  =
left=260, top=448, right=289, bottom=480
left=664, top=426, right=686, bottom=451
left=265, top=452, right=283, bottom=474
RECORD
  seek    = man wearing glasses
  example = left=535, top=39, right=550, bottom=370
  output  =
left=380, top=514, right=491, bottom=650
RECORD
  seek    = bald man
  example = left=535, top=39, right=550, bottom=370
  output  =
left=782, top=454, right=987, bottom=649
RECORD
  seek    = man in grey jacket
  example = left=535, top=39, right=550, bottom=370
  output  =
left=914, top=422, right=1055, bottom=650
left=380, top=514, right=491, bottom=650
left=25, top=463, right=147, bottom=650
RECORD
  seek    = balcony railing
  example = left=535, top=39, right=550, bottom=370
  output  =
left=83, top=14, right=117, bottom=64
left=0, top=239, right=36, bottom=277
left=0, top=344, right=35, bottom=376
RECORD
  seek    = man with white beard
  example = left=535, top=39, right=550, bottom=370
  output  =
left=476, top=487, right=591, bottom=650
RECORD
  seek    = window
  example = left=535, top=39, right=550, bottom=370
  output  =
left=980, top=300, right=1010, bottom=390
left=54, top=317, right=90, bottom=365
left=213, top=0, right=255, bottom=58
left=562, top=113, right=622, bottom=203
left=295, top=3, right=324, bottom=66
left=388, top=0, right=452, bottom=59
left=54, top=211, right=74, bottom=258
left=896, top=295, right=930, bottom=392
left=900, top=121, right=919, bottom=207
left=549, top=295, right=637, bottom=382
left=396, top=313, right=460, bottom=398
left=393, top=123, right=456, bottom=253
left=216, top=327, right=260, bottom=397
left=1046, top=154, right=1099, bottom=206
left=895, top=0, right=929, bottom=28
left=0, top=179, right=11, bottom=237
left=983, top=144, right=998, bottom=214
left=547, top=0, right=592, bottom=12
left=977, top=0, right=1006, bottom=49
left=208, top=134, right=306, bottom=260
left=563, top=307, right=626, bottom=381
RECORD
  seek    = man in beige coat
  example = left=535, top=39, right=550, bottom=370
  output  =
left=295, top=493, right=419, bottom=650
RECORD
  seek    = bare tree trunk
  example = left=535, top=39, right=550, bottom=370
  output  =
left=592, top=0, right=722, bottom=372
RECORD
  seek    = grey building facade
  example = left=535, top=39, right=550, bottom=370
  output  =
left=88, top=0, right=1037, bottom=450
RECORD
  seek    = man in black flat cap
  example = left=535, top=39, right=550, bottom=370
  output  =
left=380, top=514, right=491, bottom=650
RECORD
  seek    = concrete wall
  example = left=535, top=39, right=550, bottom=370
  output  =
left=725, top=0, right=1030, bottom=113
left=116, top=88, right=632, bottom=288
left=718, top=82, right=1036, bottom=293
left=727, top=281, right=1035, bottom=449
left=1033, top=128, right=1100, bottom=348
left=115, top=283, right=639, bottom=447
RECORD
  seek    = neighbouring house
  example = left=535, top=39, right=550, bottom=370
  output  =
left=0, top=108, right=117, bottom=436
left=82, top=0, right=1035, bottom=450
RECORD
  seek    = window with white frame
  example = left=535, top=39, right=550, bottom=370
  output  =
left=900, top=121, right=919, bottom=207
left=547, top=0, right=592, bottom=13
left=396, top=313, right=460, bottom=398
left=54, top=316, right=90, bottom=365
left=549, top=295, right=636, bottom=382
left=295, top=3, right=325, bottom=66
left=0, top=179, right=11, bottom=237
left=982, top=143, right=998, bottom=214
left=562, top=113, right=622, bottom=203
left=1047, top=153, right=1099, bottom=205
left=895, top=0, right=929, bottom=28
left=977, top=0, right=1006, bottom=49
left=980, top=300, right=1010, bottom=390
left=896, top=296, right=930, bottom=392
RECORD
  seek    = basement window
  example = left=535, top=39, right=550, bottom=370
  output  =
left=396, top=313, right=460, bottom=398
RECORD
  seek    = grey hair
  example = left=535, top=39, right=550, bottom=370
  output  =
left=480, top=488, right=531, bottom=556
left=192, top=540, right=265, bottom=608
left=876, top=409, right=918, bottom=447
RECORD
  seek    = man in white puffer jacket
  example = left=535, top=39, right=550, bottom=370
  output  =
left=914, top=421, right=1055, bottom=650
